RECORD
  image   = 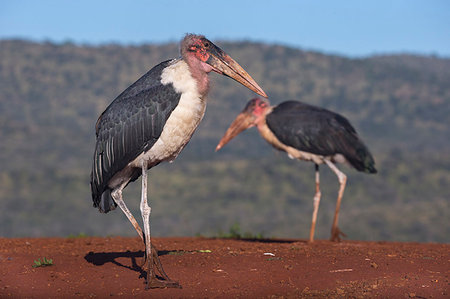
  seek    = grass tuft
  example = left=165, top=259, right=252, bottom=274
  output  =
left=67, top=233, right=88, bottom=239
left=215, top=223, right=265, bottom=239
left=32, top=257, right=53, bottom=268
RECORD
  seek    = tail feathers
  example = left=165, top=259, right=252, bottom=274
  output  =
left=348, top=146, right=377, bottom=174
left=364, top=162, right=377, bottom=174
left=95, top=188, right=117, bottom=213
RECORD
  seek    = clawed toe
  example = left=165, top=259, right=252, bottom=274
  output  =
left=142, top=245, right=182, bottom=289
left=330, top=227, right=347, bottom=242
left=146, top=278, right=182, bottom=289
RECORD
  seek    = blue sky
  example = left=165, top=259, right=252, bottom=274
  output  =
left=1, top=0, right=449, bottom=57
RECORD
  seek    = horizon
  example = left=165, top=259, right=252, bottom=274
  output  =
left=1, top=36, right=448, bottom=60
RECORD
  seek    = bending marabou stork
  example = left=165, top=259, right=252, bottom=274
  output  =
left=216, top=98, right=376, bottom=242
left=90, top=34, right=267, bottom=289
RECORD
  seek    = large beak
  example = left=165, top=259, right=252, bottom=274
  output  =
left=215, top=112, right=255, bottom=151
left=206, top=43, right=267, bottom=98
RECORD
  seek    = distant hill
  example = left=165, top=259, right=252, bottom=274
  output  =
left=0, top=39, right=448, bottom=242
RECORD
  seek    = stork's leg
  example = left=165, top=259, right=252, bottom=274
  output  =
left=112, top=187, right=144, bottom=240
left=140, top=164, right=181, bottom=289
left=325, top=160, right=347, bottom=242
left=309, top=164, right=321, bottom=242
left=140, top=165, right=153, bottom=288
left=111, top=185, right=171, bottom=281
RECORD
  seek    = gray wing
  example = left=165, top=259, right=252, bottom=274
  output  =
left=267, top=101, right=376, bottom=173
left=90, top=60, right=182, bottom=207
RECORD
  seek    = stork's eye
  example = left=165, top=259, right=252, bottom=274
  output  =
left=204, top=41, right=210, bottom=48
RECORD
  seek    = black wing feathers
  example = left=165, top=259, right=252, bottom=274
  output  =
left=266, top=101, right=376, bottom=173
left=91, top=60, right=182, bottom=208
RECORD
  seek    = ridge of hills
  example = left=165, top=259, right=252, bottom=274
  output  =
left=0, top=39, right=448, bottom=242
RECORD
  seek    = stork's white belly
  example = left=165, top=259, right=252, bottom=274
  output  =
left=108, top=60, right=207, bottom=189
left=133, top=60, right=206, bottom=167
left=136, top=96, right=206, bottom=166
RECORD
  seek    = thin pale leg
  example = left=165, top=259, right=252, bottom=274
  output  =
left=140, top=164, right=181, bottom=289
left=140, top=164, right=153, bottom=289
left=325, top=160, right=347, bottom=242
left=309, top=164, right=321, bottom=242
left=112, top=185, right=144, bottom=240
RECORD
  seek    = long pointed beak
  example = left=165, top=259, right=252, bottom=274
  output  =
left=207, top=44, right=267, bottom=98
left=216, top=112, right=255, bottom=151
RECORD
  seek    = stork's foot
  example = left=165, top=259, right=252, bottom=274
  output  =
left=138, top=244, right=169, bottom=279
left=151, top=245, right=171, bottom=281
left=137, top=246, right=155, bottom=269
left=143, top=245, right=182, bottom=289
left=146, top=277, right=182, bottom=289
left=330, top=227, right=347, bottom=242
left=145, top=261, right=181, bottom=290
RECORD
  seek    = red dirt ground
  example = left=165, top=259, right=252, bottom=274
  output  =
left=0, top=237, right=448, bottom=298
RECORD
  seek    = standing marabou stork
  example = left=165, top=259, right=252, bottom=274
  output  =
left=90, top=34, right=267, bottom=289
left=216, top=98, right=376, bottom=242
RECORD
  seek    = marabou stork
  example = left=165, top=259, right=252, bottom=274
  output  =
left=90, top=34, right=267, bottom=289
left=216, top=98, right=376, bottom=242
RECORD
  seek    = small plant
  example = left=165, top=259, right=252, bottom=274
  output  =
left=67, top=232, right=88, bottom=238
left=216, top=223, right=265, bottom=239
left=222, top=223, right=243, bottom=238
left=32, top=257, right=53, bottom=268
left=197, top=249, right=212, bottom=253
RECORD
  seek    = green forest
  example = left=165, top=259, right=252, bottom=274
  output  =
left=0, top=40, right=448, bottom=243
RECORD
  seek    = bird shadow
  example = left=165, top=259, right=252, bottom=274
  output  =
left=84, top=249, right=172, bottom=281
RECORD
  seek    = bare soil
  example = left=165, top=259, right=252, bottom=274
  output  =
left=0, top=237, right=448, bottom=298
